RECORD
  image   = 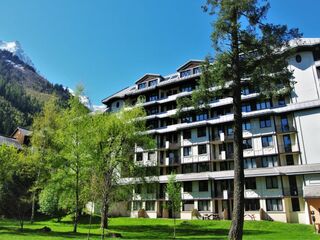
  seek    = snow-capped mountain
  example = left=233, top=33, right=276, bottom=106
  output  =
left=0, top=41, right=35, bottom=69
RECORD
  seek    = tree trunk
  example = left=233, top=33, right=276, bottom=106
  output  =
left=101, top=172, right=111, bottom=230
left=30, top=168, right=41, bottom=224
left=228, top=6, right=245, bottom=240
left=73, top=167, right=80, bottom=233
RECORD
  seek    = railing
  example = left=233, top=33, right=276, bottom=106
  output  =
left=278, top=144, right=293, bottom=153
left=214, top=190, right=234, bottom=199
left=282, top=187, right=302, bottom=197
left=276, top=125, right=296, bottom=133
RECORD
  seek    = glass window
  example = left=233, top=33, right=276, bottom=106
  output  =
left=198, top=200, right=210, bottom=211
left=278, top=97, right=286, bottom=106
left=242, top=104, right=251, bottom=112
left=183, top=200, right=194, bottom=211
left=180, top=69, right=192, bottom=78
left=196, top=113, right=208, bottom=121
left=138, top=82, right=146, bottom=89
left=242, top=120, right=251, bottom=130
left=135, top=185, right=142, bottom=194
left=198, top=144, right=207, bottom=155
left=181, top=85, right=193, bottom=92
left=244, top=158, right=257, bottom=169
left=198, top=162, right=210, bottom=172
left=260, top=116, right=271, bottom=128
left=132, top=201, right=142, bottom=210
left=148, top=94, right=158, bottom=102
left=183, top=130, right=191, bottom=139
left=241, top=87, right=250, bottom=95
left=148, top=79, right=157, bottom=87
left=283, top=135, right=292, bottom=152
left=291, top=198, right=300, bottom=212
left=245, top=178, right=257, bottom=189
left=262, top=156, right=278, bottom=167
left=136, top=152, right=143, bottom=161
left=182, top=164, right=196, bottom=173
left=197, top=127, right=206, bottom=138
left=193, top=67, right=201, bottom=74
left=245, top=199, right=260, bottom=211
left=199, top=181, right=208, bottom=192
left=266, top=176, right=278, bottom=189
left=256, top=100, right=271, bottom=110
left=243, top=139, right=252, bottom=149
left=145, top=201, right=155, bottom=211
left=184, top=182, right=193, bottom=192
left=182, top=116, right=193, bottom=123
left=262, top=135, right=273, bottom=147
left=227, top=126, right=233, bottom=136
left=286, top=155, right=294, bottom=166
left=183, top=146, right=192, bottom=156
left=266, top=198, right=283, bottom=211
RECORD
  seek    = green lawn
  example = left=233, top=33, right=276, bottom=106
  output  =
left=0, top=216, right=319, bottom=240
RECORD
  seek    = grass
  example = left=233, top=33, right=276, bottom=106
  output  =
left=0, top=216, right=319, bottom=240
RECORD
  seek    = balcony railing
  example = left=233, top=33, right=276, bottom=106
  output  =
left=282, top=187, right=302, bottom=197
left=276, top=125, right=296, bottom=133
left=278, top=144, right=293, bottom=153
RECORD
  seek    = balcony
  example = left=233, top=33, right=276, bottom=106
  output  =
left=276, top=125, right=297, bottom=134
left=282, top=187, right=302, bottom=197
left=160, top=157, right=180, bottom=166
left=278, top=144, right=299, bottom=154
left=214, top=190, right=234, bottom=199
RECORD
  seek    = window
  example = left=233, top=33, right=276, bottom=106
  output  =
left=199, top=181, right=208, bottom=192
left=291, top=198, right=300, bottom=211
left=266, top=198, right=283, bottom=211
left=243, top=139, right=252, bottom=149
left=242, top=120, right=251, bottom=130
left=227, top=126, right=233, bottom=136
left=262, top=156, right=278, bottom=167
left=183, top=130, right=191, bottom=139
left=278, top=97, right=286, bottom=106
left=146, top=184, right=154, bottom=194
left=145, top=201, right=155, bottom=211
left=138, top=82, right=146, bottom=89
left=184, top=182, right=192, bottom=192
left=183, top=200, right=194, bottom=211
left=181, top=85, right=193, bottom=92
left=132, top=201, right=142, bottom=210
left=148, top=79, right=157, bottom=87
left=280, top=116, right=289, bottom=131
left=242, top=104, right=251, bottom=112
left=256, top=100, right=271, bottom=110
left=181, top=69, right=192, bottom=78
left=286, top=155, right=294, bottom=166
left=196, top=113, right=208, bottom=121
left=241, top=87, right=250, bottom=95
left=283, top=135, right=292, bottom=152
left=244, top=158, right=257, bottom=169
left=245, top=199, right=260, bottom=211
left=135, top=185, right=142, bottom=194
left=260, top=117, right=271, bottom=128
left=198, top=200, right=210, bottom=211
left=116, top=102, right=120, bottom=108
left=148, top=152, right=155, bottom=161
left=193, top=67, right=201, bottom=74
left=197, top=127, right=206, bottom=138
left=266, top=176, right=278, bottom=189
left=149, top=94, right=158, bottom=101
left=183, top=146, right=192, bottom=156
left=245, top=178, right=256, bottom=189
left=182, top=116, right=193, bottom=123
left=198, top=144, right=207, bottom=155
left=198, top=162, right=210, bottom=172
left=136, top=152, right=143, bottom=161
left=262, top=135, right=273, bottom=147
left=182, top=164, right=196, bottom=173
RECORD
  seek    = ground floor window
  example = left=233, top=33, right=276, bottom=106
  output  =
left=245, top=199, right=260, bottom=211
left=132, top=201, right=142, bottom=211
left=146, top=201, right=155, bottom=211
left=291, top=198, right=300, bottom=212
left=266, top=198, right=283, bottom=211
left=198, top=200, right=210, bottom=211
left=183, top=200, right=194, bottom=211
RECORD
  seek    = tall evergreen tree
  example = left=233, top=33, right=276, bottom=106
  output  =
left=178, top=1, right=301, bottom=239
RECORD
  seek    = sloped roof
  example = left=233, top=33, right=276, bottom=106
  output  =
left=11, top=127, right=32, bottom=138
left=135, top=74, right=162, bottom=84
left=0, top=136, right=22, bottom=149
left=176, top=60, right=204, bottom=72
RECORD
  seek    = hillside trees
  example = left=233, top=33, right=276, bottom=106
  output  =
left=177, top=0, right=301, bottom=239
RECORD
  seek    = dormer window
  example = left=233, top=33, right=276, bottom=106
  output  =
left=193, top=67, right=201, bottom=74
left=138, top=82, right=146, bottom=89
left=180, top=69, right=192, bottom=78
left=148, top=79, right=158, bottom=87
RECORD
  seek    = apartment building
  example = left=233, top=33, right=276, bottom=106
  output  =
left=102, top=38, right=320, bottom=224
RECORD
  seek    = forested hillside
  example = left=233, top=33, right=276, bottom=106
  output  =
left=0, top=49, right=70, bottom=136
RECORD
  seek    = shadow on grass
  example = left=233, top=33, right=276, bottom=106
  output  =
left=108, top=223, right=274, bottom=239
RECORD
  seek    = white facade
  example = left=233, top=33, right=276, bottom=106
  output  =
left=102, top=39, right=320, bottom=224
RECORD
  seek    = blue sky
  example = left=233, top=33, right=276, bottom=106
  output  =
left=0, top=0, right=319, bottom=105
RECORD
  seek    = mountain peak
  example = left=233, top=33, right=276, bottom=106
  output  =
left=0, top=40, right=35, bottom=69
